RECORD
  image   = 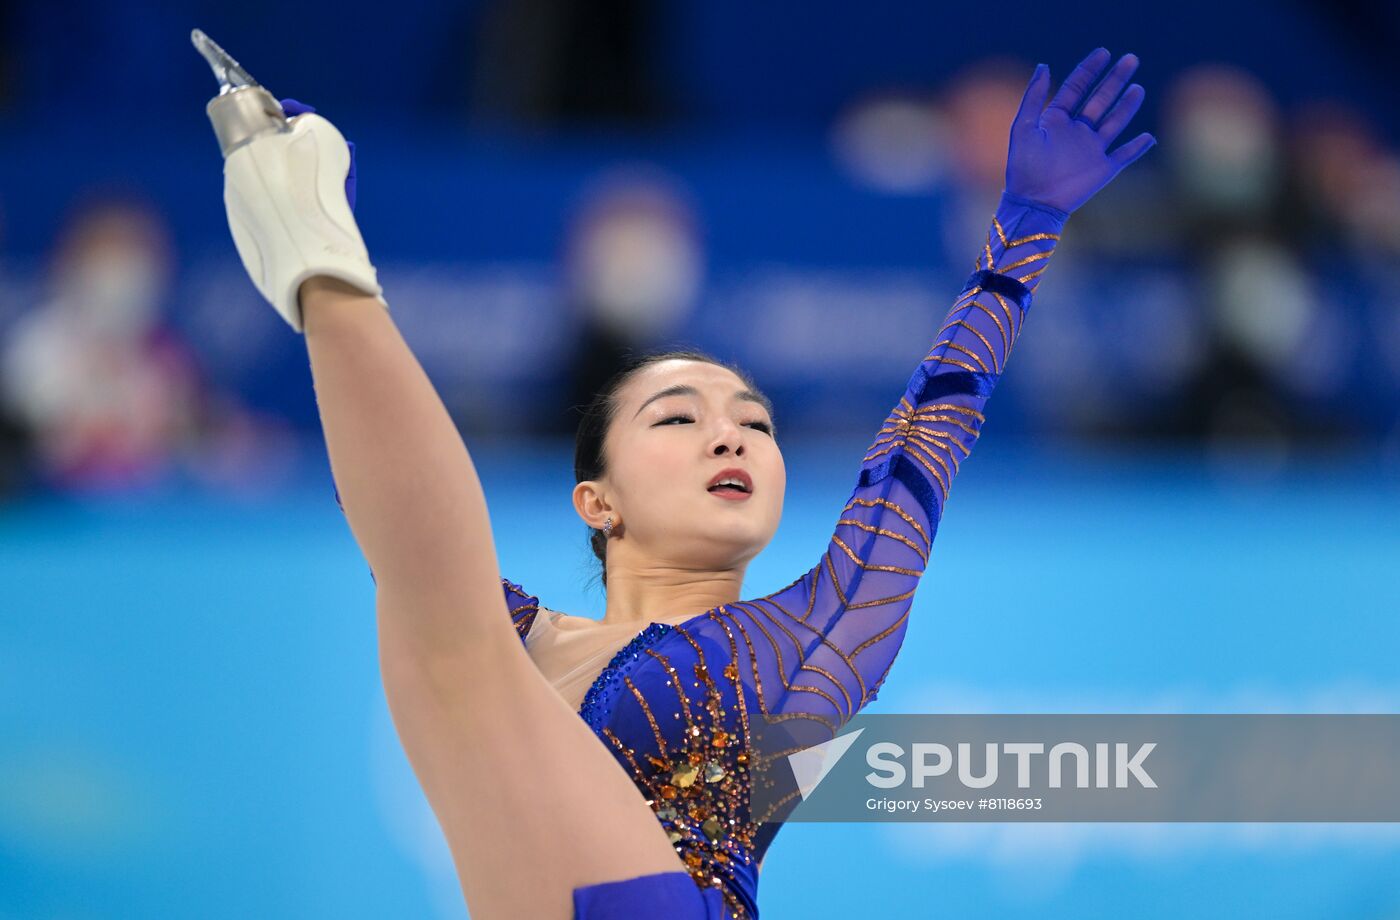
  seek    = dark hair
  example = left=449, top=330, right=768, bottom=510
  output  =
left=573, top=348, right=775, bottom=592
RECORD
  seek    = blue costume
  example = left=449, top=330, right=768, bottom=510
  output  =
left=501, top=190, right=1067, bottom=919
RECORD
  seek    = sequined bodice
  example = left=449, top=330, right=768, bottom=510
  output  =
left=498, top=194, right=1068, bottom=920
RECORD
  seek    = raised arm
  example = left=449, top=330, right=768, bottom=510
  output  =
left=726, top=50, right=1155, bottom=745
left=218, top=99, right=511, bottom=663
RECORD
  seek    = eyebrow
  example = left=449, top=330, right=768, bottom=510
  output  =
left=632, top=384, right=771, bottom=419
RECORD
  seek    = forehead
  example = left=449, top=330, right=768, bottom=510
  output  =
left=619, top=360, right=748, bottom=406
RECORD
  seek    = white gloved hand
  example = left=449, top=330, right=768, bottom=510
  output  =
left=222, top=111, right=385, bottom=332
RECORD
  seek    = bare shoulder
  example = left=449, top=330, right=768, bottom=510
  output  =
left=538, top=607, right=604, bottom=630
left=540, top=607, right=581, bottom=624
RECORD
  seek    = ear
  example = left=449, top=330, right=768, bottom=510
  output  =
left=572, top=480, right=614, bottom=530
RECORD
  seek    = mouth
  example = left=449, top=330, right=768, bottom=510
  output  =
left=706, top=468, right=753, bottom=500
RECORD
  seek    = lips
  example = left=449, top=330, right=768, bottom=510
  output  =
left=706, top=467, right=753, bottom=495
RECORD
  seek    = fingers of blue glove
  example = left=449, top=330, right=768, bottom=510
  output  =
left=280, top=98, right=316, bottom=117
left=1011, top=64, right=1051, bottom=135
left=1047, top=48, right=1111, bottom=114
left=1076, top=53, right=1139, bottom=127
left=1096, top=84, right=1146, bottom=143
left=345, top=140, right=357, bottom=212
left=1108, top=132, right=1157, bottom=171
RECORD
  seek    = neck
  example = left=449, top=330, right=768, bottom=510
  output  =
left=600, top=560, right=746, bottom=627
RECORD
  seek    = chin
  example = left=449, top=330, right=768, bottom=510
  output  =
left=711, top=516, right=775, bottom=556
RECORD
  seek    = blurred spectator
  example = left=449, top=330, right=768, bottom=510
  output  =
left=1289, top=101, right=1400, bottom=261
left=470, top=0, right=666, bottom=129
left=1155, top=66, right=1361, bottom=451
left=831, top=91, right=951, bottom=195
left=0, top=196, right=290, bottom=495
left=556, top=168, right=703, bottom=434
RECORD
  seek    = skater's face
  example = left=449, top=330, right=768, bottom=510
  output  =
left=583, top=359, right=785, bottom=573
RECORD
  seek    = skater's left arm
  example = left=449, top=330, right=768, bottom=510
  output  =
left=728, top=50, right=1156, bottom=754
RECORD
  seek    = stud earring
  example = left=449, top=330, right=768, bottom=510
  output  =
left=602, top=517, right=614, bottom=537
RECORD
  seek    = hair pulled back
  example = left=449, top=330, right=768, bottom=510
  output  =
left=573, top=348, right=773, bottom=592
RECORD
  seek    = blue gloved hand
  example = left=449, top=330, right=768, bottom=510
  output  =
left=1005, top=48, right=1155, bottom=214
left=280, top=98, right=357, bottom=211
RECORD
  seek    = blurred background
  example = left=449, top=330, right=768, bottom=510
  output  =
left=1, top=0, right=1398, bottom=917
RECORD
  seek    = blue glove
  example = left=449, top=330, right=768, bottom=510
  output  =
left=280, top=98, right=357, bottom=212
left=1005, top=48, right=1155, bottom=214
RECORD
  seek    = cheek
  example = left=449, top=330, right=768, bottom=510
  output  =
left=614, top=443, right=682, bottom=509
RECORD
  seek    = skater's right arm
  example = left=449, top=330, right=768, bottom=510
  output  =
left=217, top=103, right=514, bottom=667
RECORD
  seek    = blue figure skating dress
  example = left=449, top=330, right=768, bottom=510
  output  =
left=499, top=192, right=1068, bottom=919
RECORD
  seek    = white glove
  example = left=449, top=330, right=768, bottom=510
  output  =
left=222, top=112, right=386, bottom=332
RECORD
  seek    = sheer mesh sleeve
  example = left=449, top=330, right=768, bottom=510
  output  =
left=725, top=191, right=1067, bottom=739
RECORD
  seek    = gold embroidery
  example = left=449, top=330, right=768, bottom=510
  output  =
left=938, top=319, right=1000, bottom=373
left=626, top=676, right=670, bottom=757
left=833, top=517, right=930, bottom=562
left=987, top=290, right=1019, bottom=342
left=845, top=586, right=918, bottom=610
left=844, top=495, right=931, bottom=547
left=929, top=355, right=982, bottom=374
left=964, top=300, right=1010, bottom=355
left=830, top=534, right=924, bottom=576
left=761, top=594, right=867, bottom=706
left=896, top=444, right=949, bottom=500
left=849, top=607, right=911, bottom=659
left=722, top=607, right=840, bottom=728
left=931, top=339, right=992, bottom=373
left=744, top=602, right=851, bottom=716
left=824, top=553, right=849, bottom=608
left=646, top=648, right=699, bottom=728
left=992, top=216, right=1061, bottom=249
left=902, top=439, right=955, bottom=494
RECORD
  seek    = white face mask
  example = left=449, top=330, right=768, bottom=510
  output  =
left=62, top=250, right=164, bottom=335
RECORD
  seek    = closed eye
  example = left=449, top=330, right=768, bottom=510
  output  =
left=655, top=414, right=774, bottom=435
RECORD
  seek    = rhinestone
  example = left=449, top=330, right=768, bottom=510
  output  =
left=702, top=817, right=724, bottom=841
left=671, top=764, right=698, bottom=788
left=704, top=762, right=726, bottom=782
left=659, top=785, right=678, bottom=800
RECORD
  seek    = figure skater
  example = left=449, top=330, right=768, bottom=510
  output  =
left=215, top=47, right=1153, bottom=919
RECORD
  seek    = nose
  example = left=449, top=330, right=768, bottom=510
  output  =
left=709, top=417, right=745, bottom=457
